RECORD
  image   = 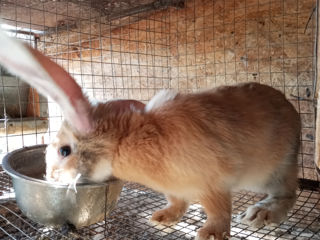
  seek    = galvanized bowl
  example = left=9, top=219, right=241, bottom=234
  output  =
left=2, top=144, right=123, bottom=228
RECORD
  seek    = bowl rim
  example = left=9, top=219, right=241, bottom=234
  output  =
left=2, top=144, right=118, bottom=188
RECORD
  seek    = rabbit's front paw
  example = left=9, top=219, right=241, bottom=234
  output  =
left=195, top=223, right=229, bottom=240
left=150, top=208, right=182, bottom=225
left=150, top=196, right=188, bottom=226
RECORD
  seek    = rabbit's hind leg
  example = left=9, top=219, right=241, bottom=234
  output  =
left=238, top=193, right=296, bottom=228
left=239, top=154, right=298, bottom=228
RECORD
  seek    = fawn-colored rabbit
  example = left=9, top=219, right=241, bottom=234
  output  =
left=0, top=30, right=300, bottom=240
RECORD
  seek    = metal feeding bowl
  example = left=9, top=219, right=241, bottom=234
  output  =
left=2, top=144, right=123, bottom=228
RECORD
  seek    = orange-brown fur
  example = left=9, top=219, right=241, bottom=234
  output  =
left=110, top=84, right=299, bottom=194
left=48, top=83, right=300, bottom=240
left=0, top=33, right=300, bottom=239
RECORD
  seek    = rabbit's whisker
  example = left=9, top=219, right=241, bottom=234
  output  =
left=67, top=173, right=81, bottom=193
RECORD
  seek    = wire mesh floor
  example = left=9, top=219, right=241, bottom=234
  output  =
left=0, top=168, right=319, bottom=240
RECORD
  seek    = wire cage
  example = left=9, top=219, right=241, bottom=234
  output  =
left=0, top=0, right=319, bottom=239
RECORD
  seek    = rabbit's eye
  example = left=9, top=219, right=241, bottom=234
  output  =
left=59, top=145, right=71, bottom=157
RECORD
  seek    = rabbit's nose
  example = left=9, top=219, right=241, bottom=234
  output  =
left=53, top=169, right=78, bottom=184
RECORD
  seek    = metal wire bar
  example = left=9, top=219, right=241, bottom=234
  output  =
left=0, top=175, right=318, bottom=239
left=0, top=0, right=319, bottom=239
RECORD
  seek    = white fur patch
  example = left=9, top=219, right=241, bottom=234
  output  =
left=146, top=90, right=177, bottom=112
left=90, top=159, right=113, bottom=182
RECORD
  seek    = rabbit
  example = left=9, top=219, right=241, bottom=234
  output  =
left=0, top=30, right=301, bottom=240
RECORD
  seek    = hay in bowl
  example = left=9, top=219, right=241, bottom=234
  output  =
left=2, top=144, right=123, bottom=228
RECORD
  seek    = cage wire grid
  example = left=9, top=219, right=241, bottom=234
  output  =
left=0, top=0, right=319, bottom=239
left=0, top=167, right=319, bottom=240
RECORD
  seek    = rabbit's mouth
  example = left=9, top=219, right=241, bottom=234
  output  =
left=46, top=167, right=80, bottom=184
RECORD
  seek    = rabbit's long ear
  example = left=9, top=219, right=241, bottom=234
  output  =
left=0, top=29, right=94, bottom=134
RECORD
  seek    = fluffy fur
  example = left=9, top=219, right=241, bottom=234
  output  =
left=0, top=34, right=301, bottom=240
left=48, top=83, right=300, bottom=240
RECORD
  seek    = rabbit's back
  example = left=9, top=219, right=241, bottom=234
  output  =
left=113, top=83, right=300, bottom=197
left=138, top=83, right=300, bottom=194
